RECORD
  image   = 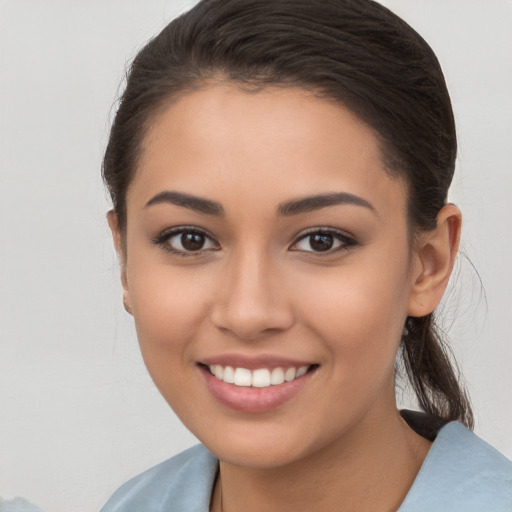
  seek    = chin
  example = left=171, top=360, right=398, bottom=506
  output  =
left=207, top=437, right=306, bottom=470
left=192, top=416, right=331, bottom=470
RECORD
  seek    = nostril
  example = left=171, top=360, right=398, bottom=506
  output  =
left=210, top=300, right=295, bottom=340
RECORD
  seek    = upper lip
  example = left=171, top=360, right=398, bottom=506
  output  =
left=199, top=354, right=316, bottom=370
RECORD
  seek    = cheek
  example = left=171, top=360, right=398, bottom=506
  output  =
left=292, top=255, right=411, bottom=372
left=126, top=266, right=215, bottom=417
left=126, top=260, right=215, bottom=369
left=293, top=273, right=408, bottom=432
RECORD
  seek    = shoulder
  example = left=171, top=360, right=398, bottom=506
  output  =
left=400, top=422, right=512, bottom=511
left=100, top=444, right=218, bottom=512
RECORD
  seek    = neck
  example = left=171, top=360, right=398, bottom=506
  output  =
left=210, top=408, right=431, bottom=512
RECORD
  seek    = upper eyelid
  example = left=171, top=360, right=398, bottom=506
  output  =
left=151, top=228, right=219, bottom=259
left=292, top=226, right=355, bottom=241
left=152, top=226, right=356, bottom=250
left=152, top=226, right=220, bottom=252
left=154, top=225, right=353, bottom=237
left=154, top=225, right=216, bottom=240
left=289, top=228, right=357, bottom=253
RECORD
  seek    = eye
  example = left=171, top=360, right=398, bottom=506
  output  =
left=152, top=227, right=219, bottom=255
left=290, top=229, right=356, bottom=254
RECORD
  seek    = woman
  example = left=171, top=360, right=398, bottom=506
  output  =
left=100, top=0, right=512, bottom=510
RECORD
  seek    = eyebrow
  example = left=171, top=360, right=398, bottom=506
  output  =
left=278, top=192, right=376, bottom=216
left=145, top=190, right=224, bottom=215
left=144, top=190, right=375, bottom=217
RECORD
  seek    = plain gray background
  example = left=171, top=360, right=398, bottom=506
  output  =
left=1, top=1, right=511, bottom=511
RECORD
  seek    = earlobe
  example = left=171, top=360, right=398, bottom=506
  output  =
left=407, top=204, right=462, bottom=317
left=107, top=210, right=133, bottom=316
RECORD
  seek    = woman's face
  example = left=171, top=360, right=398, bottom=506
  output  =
left=116, top=84, right=424, bottom=468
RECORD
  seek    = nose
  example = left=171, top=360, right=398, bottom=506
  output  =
left=210, top=251, right=295, bottom=340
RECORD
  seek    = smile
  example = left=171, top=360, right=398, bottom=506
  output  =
left=208, top=365, right=310, bottom=387
left=199, top=360, right=318, bottom=413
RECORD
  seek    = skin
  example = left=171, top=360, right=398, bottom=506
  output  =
left=109, top=84, right=461, bottom=512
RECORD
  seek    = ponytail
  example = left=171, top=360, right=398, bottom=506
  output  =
left=402, top=315, right=474, bottom=429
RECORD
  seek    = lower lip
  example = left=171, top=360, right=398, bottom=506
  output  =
left=200, top=366, right=315, bottom=413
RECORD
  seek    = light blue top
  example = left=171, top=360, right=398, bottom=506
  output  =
left=101, top=422, right=512, bottom=511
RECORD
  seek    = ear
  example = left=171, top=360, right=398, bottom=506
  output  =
left=107, top=210, right=133, bottom=315
left=407, top=204, right=461, bottom=317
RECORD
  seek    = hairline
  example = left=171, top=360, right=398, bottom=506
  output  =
left=120, top=75, right=421, bottom=246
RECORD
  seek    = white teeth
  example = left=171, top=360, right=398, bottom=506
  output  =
left=270, top=367, right=285, bottom=385
left=233, top=367, right=252, bottom=387
left=296, top=366, right=308, bottom=378
left=252, top=368, right=271, bottom=388
left=223, top=366, right=235, bottom=384
left=284, top=367, right=296, bottom=381
left=208, top=364, right=311, bottom=387
left=213, top=365, right=224, bottom=380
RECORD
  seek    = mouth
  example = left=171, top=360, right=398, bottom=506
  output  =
left=198, top=361, right=319, bottom=413
left=203, top=363, right=315, bottom=388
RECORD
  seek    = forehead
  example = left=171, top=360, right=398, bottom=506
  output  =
left=129, top=84, right=407, bottom=218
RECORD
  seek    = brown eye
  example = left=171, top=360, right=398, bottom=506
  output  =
left=291, top=229, right=356, bottom=254
left=181, top=232, right=206, bottom=251
left=153, top=227, right=219, bottom=255
left=309, top=233, right=334, bottom=252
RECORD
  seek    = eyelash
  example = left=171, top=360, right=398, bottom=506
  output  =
left=290, top=228, right=357, bottom=255
left=152, top=226, right=357, bottom=257
left=151, top=226, right=220, bottom=257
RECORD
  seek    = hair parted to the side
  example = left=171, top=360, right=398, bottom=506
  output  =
left=103, top=0, right=473, bottom=428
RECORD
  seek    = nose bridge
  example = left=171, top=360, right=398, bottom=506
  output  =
left=211, top=243, right=294, bottom=339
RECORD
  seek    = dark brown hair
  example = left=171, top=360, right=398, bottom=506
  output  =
left=103, top=0, right=473, bottom=428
